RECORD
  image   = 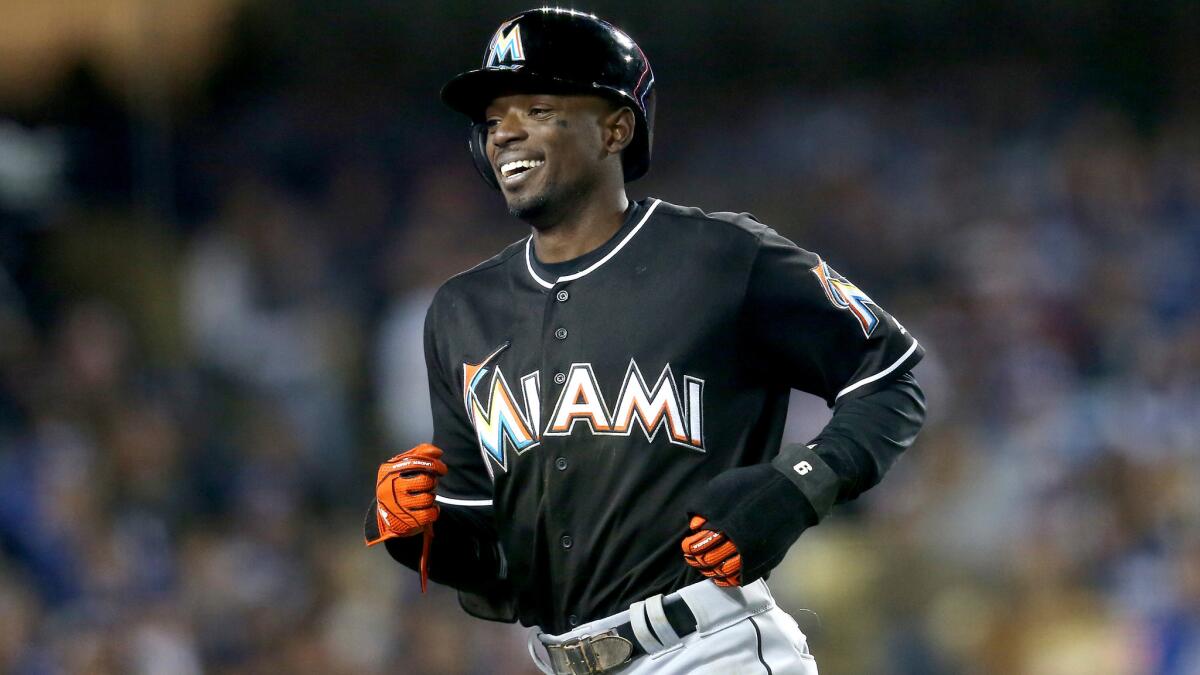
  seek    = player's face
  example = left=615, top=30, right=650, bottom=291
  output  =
left=484, top=93, right=623, bottom=221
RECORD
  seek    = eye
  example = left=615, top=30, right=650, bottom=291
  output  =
left=529, top=106, right=552, bottom=118
left=484, top=118, right=500, bottom=131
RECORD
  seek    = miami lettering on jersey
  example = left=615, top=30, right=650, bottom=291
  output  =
left=811, top=257, right=880, bottom=337
left=463, top=350, right=705, bottom=476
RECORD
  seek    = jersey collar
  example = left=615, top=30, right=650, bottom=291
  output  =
left=524, top=198, right=662, bottom=288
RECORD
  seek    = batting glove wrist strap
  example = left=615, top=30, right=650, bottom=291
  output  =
left=770, top=443, right=840, bottom=520
left=686, top=463, right=820, bottom=584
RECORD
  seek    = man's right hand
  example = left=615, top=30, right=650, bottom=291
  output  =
left=366, top=444, right=448, bottom=546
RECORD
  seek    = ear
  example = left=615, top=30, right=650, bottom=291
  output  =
left=602, top=106, right=637, bottom=156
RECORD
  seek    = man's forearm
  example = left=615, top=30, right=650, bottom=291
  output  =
left=693, top=371, right=927, bottom=583
left=368, top=502, right=509, bottom=594
left=773, top=371, right=927, bottom=519
left=818, top=370, right=926, bottom=503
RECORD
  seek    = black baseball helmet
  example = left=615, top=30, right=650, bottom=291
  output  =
left=441, top=8, right=656, bottom=189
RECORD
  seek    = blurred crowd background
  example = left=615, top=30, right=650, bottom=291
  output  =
left=1, top=1, right=1198, bottom=673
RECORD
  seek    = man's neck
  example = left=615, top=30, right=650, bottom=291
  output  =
left=530, top=191, right=631, bottom=264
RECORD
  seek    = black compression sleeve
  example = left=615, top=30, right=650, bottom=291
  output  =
left=773, top=370, right=926, bottom=517
left=688, top=371, right=926, bottom=583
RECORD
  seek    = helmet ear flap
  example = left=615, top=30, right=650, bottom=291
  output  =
left=469, top=123, right=499, bottom=190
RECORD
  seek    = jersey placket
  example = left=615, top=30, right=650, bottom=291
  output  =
left=538, top=278, right=579, bottom=624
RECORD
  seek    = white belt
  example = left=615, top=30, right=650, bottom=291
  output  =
left=528, top=579, right=776, bottom=675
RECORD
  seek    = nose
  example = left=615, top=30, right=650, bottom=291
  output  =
left=489, top=110, right=528, bottom=149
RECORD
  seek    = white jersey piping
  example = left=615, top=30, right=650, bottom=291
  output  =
left=524, top=198, right=662, bottom=288
left=835, top=338, right=920, bottom=401
left=435, top=494, right=493, bottom=507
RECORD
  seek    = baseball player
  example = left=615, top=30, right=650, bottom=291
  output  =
left=366, top=9, right=926, bottom=674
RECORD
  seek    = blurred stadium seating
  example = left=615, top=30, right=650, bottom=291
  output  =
left=0, top=2, right=1197, bottom=673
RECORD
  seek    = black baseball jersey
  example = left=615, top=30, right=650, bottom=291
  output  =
left=408, top=198, right=923, bottom=633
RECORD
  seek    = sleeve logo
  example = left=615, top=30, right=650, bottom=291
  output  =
left=811, top=257, right=879, bottom=338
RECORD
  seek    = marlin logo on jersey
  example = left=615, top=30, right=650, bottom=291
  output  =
left=485, top=20, right=525, bottom=68
left=463, top=349, right=705, bottom=476
left=812, top=258, right=880, bottom=337
left=462, top=342, right=538, bottom=476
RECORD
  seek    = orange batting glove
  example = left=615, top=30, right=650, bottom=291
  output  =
left=366, top=444, right=448, bottom=546
left=681, top=515, right=743, bottom=587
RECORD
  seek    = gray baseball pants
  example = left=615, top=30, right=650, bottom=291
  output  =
left=528, top=579, right=819, bottom=674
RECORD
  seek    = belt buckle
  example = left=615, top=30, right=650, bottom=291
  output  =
left=552, top=629, right=633, bottom=675
left=560, top=639, right=594, bottom=674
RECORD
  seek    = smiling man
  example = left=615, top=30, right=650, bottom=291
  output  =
left=365, top=8, right=927, bottom=675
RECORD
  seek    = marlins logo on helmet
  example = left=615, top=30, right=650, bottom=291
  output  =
left=485, top=19, right=525, bottom=68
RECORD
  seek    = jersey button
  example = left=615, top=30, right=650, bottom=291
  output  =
left=561, top=535, right=573, bottom=549
left=555, top=457, right=568, bottom=471
left=556, top=290, right=569, bottom=302
left=554, top=327, right=568, bottom=340
left=553, top=372, right=567, bottom=385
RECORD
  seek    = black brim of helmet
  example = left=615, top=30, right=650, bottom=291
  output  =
left=441, top=68, right=602, bottom=121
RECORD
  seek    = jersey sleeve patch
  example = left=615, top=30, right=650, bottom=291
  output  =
left=811, top=257, right=879, bottom=338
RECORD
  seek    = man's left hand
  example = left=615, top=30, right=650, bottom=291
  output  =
left=681, top=515, right=742, bottom=587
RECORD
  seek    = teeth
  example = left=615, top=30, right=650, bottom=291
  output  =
left=501, top=159, right=544, bottom=177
